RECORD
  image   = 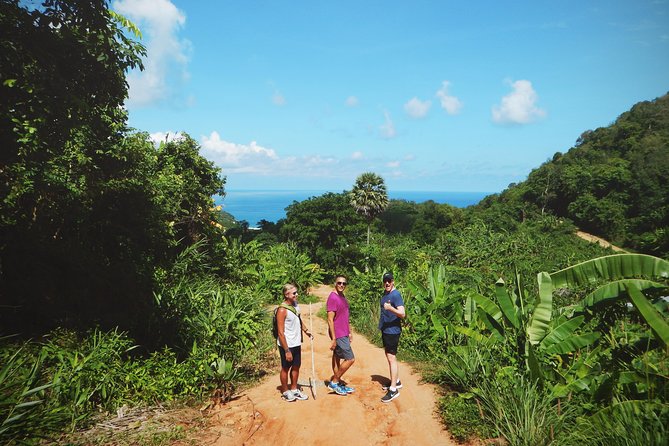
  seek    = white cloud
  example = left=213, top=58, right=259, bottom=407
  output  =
left=345, top=96, right=359, bottom=107
left=201, top=132, right=278, bottom=171
left=200, top=132, right=344, bottom=176
left=386, top=161, right=401, bottom=168
left=351, top=151, right=364, bottom=160
left=379, top=110, right=396, bottom=139
left=114, top=0, right=191, bottom=107
left=436, top=81, right=463, bottom=115
left=492, top=79, right=546, bottom=124
left=404, top=97, right=431, bottom=118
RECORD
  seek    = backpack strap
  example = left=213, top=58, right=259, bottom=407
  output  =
left=279, top=302, right=298, bottom=315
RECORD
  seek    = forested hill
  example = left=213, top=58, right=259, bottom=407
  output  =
left=476, top=92, right=669, bottom=257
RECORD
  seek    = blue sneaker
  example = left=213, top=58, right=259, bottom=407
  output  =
left=340, top=384, right=355, bottom=394
left=328, top=381, right=347, bottom=396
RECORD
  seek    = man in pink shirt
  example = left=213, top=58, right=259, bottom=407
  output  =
left=326, top=275, right=355, bottom=396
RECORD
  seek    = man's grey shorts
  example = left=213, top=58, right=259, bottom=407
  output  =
left=334, top=336, right=355, bottom=360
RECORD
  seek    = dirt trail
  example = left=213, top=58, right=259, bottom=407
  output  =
left=576, top=230, right=626, bottom=252
left=204, top=285, right=456, bottom=446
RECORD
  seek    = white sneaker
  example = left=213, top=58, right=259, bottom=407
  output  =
left=282, top=390, right=297, bottom=402
left=292, top=389, right=309, bottom=400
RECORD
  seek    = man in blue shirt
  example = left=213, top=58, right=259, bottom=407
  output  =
left=378, top=272, right=405, bottom=403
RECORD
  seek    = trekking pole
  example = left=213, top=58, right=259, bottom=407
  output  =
left=309, top=301, right=317, bottom=399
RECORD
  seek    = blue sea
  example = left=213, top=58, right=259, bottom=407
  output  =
left=214, top=190, right=492, bottom=226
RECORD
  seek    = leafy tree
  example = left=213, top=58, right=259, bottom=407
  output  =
left=280, top=192, right=366, bottom=273
left=1, top=0, right=145, bottom=227
left=378, top=199, right=419, bottom=234
left=349, top=172, right=389, bottom=245
left=0, top=2, right=227, bottom=340
left=411, top=200, right=462, bottom=244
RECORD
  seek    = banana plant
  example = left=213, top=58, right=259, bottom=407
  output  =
left=455, top=268, right=557, bottom=376
left=549, top=254, right=669, bottom=347
left=405, top=264, right=468, bottom=349
left=457, top=267, right=600, bottom=380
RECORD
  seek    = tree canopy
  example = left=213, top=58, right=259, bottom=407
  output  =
left=474, top=92, right=669, bottom=257
left=0, top=1, right=226, bottom=340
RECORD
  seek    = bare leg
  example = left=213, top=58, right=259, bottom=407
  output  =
left=330, top=353, right=341, bottom=381
left=386, top=352, right=399, bottom=388
left=331, top=358, right=355, bottom=383
left=290, top=365, right=300, bottom=390
left=280, top=367, right=290, bottom=393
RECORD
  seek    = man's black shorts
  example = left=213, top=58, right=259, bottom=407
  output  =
left=278, top=345, right=302, bottom=368
left=382, top=333, right=400, bottom=355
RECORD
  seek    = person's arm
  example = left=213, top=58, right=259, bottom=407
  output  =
left=382, top=297, right=406, bottom=319
left=277, top=308, right=292, bottom=360
left=301, top=317, right=312, bottom=339
left=327, top=311, right=337, bottom=351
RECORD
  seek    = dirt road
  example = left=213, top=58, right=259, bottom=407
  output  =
left=204, top=285, right=456, bottom=446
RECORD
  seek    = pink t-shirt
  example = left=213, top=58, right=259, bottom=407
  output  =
left=326, top=291, right=351, bottom=338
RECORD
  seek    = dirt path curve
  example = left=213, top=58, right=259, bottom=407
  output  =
left=205, top=284, right=455, bottom=446
left=576, top=230, right=626, bottom=252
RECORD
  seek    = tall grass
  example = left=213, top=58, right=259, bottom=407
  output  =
left=477, top=374, right=571, bottom=446
left=560, top=399, right=668, bottom=446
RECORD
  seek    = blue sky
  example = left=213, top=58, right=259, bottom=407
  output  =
left=114, top=0, right=669, bottom=193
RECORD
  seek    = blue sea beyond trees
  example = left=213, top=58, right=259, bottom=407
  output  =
left=215, top=190, right=492, bottom=226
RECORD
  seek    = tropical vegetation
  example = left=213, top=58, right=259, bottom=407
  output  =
left=1, top=0, right=667, bottom=444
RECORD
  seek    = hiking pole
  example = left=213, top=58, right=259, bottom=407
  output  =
left=309, top=301, right=317, bottom=399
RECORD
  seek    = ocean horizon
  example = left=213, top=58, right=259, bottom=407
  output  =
left=214, top=189, right=493, bottom=226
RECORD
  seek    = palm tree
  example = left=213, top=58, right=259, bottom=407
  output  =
left=349, top=172, right=389, bottom=245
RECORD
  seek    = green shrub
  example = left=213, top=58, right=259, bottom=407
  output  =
left=439, top=394, right=494, bottom=443
left=258, top=242, right=324, bottom=303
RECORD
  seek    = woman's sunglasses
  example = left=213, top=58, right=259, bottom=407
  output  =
left=336, top=281, right=347, bottom=286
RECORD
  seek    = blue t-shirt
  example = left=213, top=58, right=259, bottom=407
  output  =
left=379, top=288, right=404, bottom=334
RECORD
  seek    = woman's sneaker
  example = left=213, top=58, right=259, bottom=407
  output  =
left=381, top=388, right=400, bottom=403
left=328, top=381, right=347, bottom=396
left=292, top=389, right=309, bottom=400
left=340, top=384, right=355, bottom=394
left=282, top=390, right=297, bottom=402
left=382, top=380, right=402, bottom=391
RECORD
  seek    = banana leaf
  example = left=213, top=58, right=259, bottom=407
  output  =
left=550, top=254, right=669, bottom=288
left=542, top=333, right=600, bottom=355
left=581, top=279, right=668, bottom=307
left=430, top=313, right=446, bottom=337
left=454, top=326, right=495, bottom=345
left=495, top=278, right=519, bottom=329
left=540, top=315, right=586, bottom=349
left=471, top=293, right=503, bottom=322
left=626, top=284, right=669, bottom=347
left=527, top=272, right=553, bottom=345
left=526, top=342, right=543, bottom=383
left=464, top=293, right=476, bottom=323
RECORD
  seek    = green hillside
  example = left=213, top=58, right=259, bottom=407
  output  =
left=476, top=93, right=669, bottom=257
